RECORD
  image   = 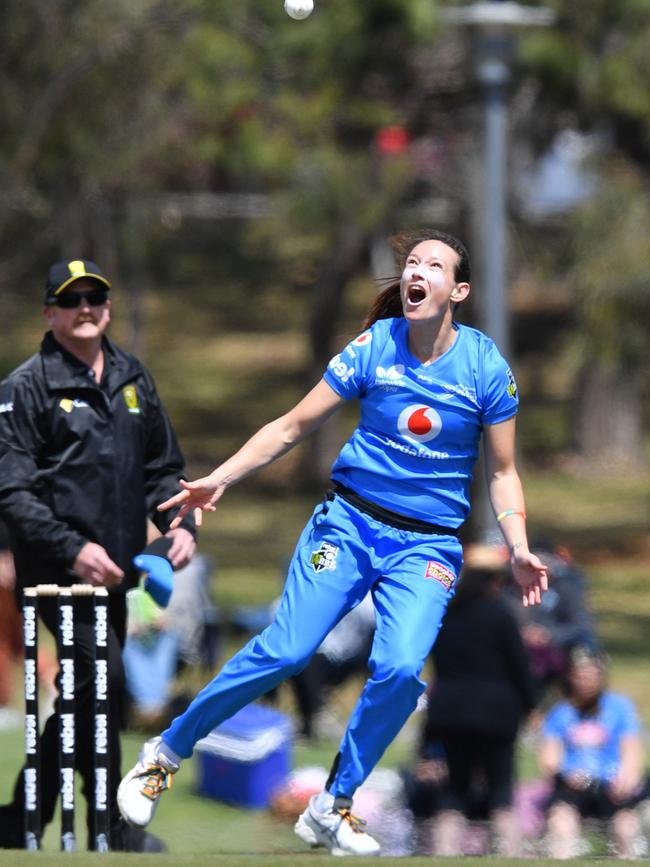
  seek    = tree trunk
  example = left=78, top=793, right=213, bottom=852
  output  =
left=297, top=224, right=368, bottom=487
left=574, top=359, right=646, bottom=472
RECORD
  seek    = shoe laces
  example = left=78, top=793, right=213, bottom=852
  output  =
left=141, top=765, right=172, bottom=801
left=336, top=808, right=367, bottom=834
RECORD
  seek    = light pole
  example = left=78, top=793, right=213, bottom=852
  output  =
left=445, top=1, right=554, bottom=360
left=444, top=1, right=554, bottom=540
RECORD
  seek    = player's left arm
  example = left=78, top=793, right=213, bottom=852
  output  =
left=483, top=417, right=548, bottom=607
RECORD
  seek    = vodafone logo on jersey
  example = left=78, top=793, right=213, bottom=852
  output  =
left=352, top=332, right=372, bottom=346
left=397, top=404, right=442, bottom=444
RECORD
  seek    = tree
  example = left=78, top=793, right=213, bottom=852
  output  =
left=568, top=159, right=650, bottom=470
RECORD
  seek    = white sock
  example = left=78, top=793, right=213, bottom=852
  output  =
left=156, top=739, right=182, bottom=771
left=313, top=789, right=335, bottom=813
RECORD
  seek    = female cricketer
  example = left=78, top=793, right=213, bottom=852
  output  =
left=118, top=229, right=547, bottom=856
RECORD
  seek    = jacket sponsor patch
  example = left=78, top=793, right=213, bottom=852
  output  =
left=424, top=560, right=456, bottom=591
left=310, top=541, right=338, bottom=573
left=59, top=398, right=89, bottom=413
left=123, top=385, right=140, bottom=414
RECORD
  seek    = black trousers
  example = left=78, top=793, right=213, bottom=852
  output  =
left=8, top=592, right=127, bottom=848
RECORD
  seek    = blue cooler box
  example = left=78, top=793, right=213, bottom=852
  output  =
left=195, top=703, right=293, bottom=808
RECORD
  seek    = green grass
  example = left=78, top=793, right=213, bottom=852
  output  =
left=0, top=857, right=630, bottom=867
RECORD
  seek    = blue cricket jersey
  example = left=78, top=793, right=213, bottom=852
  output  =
left=543, top=692, right=641, bottom=783
left=323, top=317, right=519, bottom=527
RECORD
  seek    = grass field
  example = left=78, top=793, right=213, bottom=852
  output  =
left=0, top=858, right=637, bottom=867
left=0, top=856, right=631, bottom=867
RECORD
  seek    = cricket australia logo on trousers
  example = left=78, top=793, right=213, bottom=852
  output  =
left=310, top=541, right=339, bottom=573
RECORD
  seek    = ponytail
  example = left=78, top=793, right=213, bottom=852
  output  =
left=362, top=281, right=403, bottom=330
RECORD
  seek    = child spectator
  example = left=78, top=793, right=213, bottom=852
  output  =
left=539, top=646, right=648, bottom=858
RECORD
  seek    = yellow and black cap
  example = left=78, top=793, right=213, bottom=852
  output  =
left=44, top=259, right=111, bottom=303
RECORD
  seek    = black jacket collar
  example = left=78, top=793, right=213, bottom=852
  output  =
left=40, top=332, right=141, bottom=394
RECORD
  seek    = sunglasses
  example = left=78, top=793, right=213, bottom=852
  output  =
left=48, top=288, right=109, bottom=309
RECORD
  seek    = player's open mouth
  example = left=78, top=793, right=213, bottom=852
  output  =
left=406, top=286, right=426, bottom=306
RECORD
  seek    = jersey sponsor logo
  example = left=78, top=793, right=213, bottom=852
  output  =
left=386, top=439, right=449, bottom=459
left=352, top=332, right=372, bottom=347
left=440, top=381, right=477, bottom=401
left=310, top=541, right=339, bottom=573
left=376, top=364, right=404, bottom=382
left=59, top=398, right=89, bottom=413
left=328, top=354, right=355, bottom=384
left=397, top=404, right=442, bottom=444
left=425, top=560, right=456, bottom=590
left=123, top=385, right=140, bottom=414
left=506, top=368, right=518, bottom=399
left=0, top=401, right=13, bottom=413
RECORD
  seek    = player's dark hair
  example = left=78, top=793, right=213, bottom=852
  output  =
left=362, top=229, right=471, bottom=330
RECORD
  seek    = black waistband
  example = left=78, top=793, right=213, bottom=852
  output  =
left=329, top=482, right=460, bottom=537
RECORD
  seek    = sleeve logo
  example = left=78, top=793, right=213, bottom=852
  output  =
left=328, top=354, right=355, bottom=384
left=506, top=368, right=518, bottom=399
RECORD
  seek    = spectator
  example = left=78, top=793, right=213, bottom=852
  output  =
left=505, top=543, right=599, bottom=700
left=290, top=593, right=376, bottom=739
left=166, top=552, right=219, bottom=674
left=0, top=521, right=22, bottom=730
left=124, top=551, right=219, bottom=729
left=424, top=544, right=537, bottom=856
left=0, top=259, right=195, bottom=850
left=539, top=646, right=648, bottom=859
left=123, top=583, right=180, bottom=730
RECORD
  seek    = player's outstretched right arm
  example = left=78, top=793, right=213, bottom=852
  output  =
left=159, top=378, right=344, bottom=527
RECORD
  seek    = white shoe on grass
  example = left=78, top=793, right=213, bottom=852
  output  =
left=294, top=795, right=380, bottom=856
left=117, top=737, right=179, bottom=829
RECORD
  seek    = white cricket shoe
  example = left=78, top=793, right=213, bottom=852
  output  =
left=117, top=737, right=179, bottom=829
left=294, top=795, right=380, bottom=856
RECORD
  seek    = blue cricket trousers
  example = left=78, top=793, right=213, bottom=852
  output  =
left=161, top=492, right=462, bottom=798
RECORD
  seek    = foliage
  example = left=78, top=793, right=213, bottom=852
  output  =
left=568, top=158, right=650, bottom=368
left=2, top=0, right=650, bottom=474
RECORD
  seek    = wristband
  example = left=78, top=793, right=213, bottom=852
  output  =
left=496, top=509, right=526, bottom=523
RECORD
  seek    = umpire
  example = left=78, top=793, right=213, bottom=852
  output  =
left=0, top=259, right=196, bottom=850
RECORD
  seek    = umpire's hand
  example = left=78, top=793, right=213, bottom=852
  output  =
left=73, top=542, right=124, bottom=587
left=164, top=527, right=196, bottom=570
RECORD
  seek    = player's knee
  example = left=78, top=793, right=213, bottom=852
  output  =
left=255, top=634, right=311, bottom=676
left=372, top=657, right=423, bottom=690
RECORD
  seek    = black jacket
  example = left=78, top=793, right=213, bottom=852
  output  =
left=426, top=592, right=537, bottom=741
left=0, top=332, right=195, bottom=591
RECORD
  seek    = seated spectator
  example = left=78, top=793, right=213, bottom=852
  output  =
left=123, top=583, right=180, bottom=729
left=539, top=646, right=648, bottom=859
left=0, top=523, right=22, bottom=730
left=124, top=553, right=219, bottom=729
left=421, top=544, right=537, bottom=856
left=504, top=541, right=599, bottom=700
left=166, top=553, right=219, bottom=673
left=290, top=593, right=375, bottom=738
